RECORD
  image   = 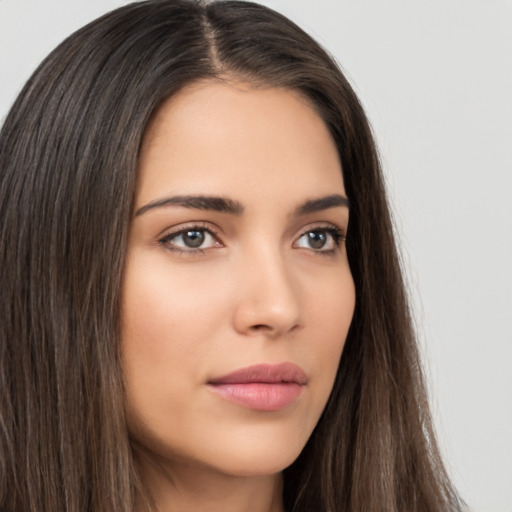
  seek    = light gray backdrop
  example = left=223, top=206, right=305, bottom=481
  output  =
left=1, top=1, right=511, bottom=511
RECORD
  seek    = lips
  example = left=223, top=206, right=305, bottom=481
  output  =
left=207, top=363, right=307, bottom=412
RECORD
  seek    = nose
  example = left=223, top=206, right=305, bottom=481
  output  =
left=231, top=247, right=301, bottom=338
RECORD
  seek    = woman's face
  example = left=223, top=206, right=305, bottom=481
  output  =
left=121, top=81, right=355, bottom=478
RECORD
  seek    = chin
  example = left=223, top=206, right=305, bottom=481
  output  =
left=192, top=422, right=312, bottom=477
left=130, top=415, right=312, bottom=479
left=210, top=446, right=303, bottom=478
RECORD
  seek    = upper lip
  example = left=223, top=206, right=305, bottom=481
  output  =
left=208, top=362, right=307, bottom=385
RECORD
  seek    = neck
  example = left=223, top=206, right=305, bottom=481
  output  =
left=134, top=447, right=285, bottom=512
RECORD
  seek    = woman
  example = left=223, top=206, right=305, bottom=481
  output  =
left=0, top=1, right=464, bottom=511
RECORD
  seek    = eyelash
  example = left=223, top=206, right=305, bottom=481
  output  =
left=158, top=223, right=346, bottom=256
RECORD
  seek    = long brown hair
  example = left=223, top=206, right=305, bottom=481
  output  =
left=0, top=1, right=463, bottom=511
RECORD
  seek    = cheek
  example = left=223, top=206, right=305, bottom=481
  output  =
left=325, top=272, right=355, bottom=352
left=120, top=254, right=230, bottom=429
left=121, top=254, right=227, bottom=356
left=304, top=263, right=355, bottom=337
left=302, top=269, right=355, bottom=394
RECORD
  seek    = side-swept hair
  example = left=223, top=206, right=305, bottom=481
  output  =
left=0, top=1, right=463, bottom=511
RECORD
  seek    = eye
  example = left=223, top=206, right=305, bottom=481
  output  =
left=294, top=227, right=345, bottom=252
left=159, top=225, right=221, bottom=252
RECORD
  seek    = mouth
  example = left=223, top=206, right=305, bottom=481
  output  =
left=207, top=363, right=307, bottom=412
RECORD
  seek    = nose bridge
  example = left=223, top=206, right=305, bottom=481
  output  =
left=233, top=240, right=301, bottom=336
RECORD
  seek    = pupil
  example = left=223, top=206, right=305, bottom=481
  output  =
left=308, top=231, right=326, bottom=249
left=184, top=230, right=204, bottom=248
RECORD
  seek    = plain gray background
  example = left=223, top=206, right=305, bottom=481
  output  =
left=1, top=1, right=511, bottom=510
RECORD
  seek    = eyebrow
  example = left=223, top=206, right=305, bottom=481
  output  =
left=135, top=195, right=244, bottom=216
left=294, top=194, right=350, bottom=216
left=135, top=193, right=350, bottom=217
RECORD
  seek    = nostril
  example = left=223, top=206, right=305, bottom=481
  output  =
left=248, top=322, right=300, bottom=336
left=251, top=324, right=271, bottom=331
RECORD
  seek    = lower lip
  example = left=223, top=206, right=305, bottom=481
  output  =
left=208, top=382, right=303, bottom=412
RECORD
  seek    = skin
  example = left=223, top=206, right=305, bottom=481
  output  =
left=121, top=80, right=355, bottom=512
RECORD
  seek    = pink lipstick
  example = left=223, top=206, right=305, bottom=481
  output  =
left=207, top=363, right=306, bottom=412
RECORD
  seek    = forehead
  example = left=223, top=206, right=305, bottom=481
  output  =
left=136, top=80, right=345, bottom=207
